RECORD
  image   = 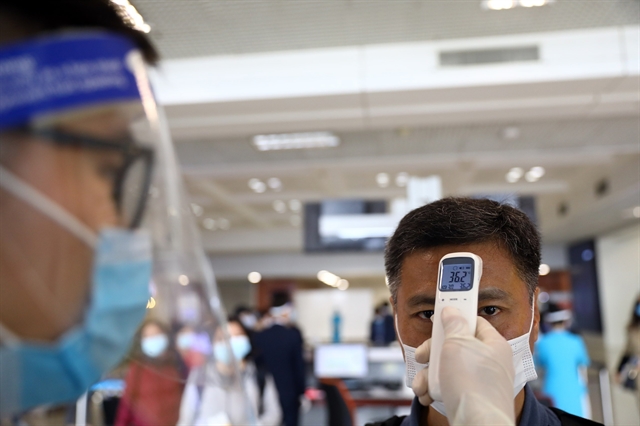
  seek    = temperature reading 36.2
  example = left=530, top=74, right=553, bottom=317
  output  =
left=440, top=264, right=473, bottom=291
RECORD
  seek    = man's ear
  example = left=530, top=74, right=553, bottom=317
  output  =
left=388, top=296, right=396, bottom=317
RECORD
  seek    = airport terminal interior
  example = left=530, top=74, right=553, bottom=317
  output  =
left=148, top=1, right=639, bottom=425
left=1, top=1, right=639, bottom=425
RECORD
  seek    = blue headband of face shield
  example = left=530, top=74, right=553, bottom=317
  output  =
left=0, top=31, right=143, bottom=130
left=0, top=32, right=153, bottom=416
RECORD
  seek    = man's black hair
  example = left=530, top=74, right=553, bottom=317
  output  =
left=271, top=291, right=290, bottom=308
left=0, top=0, right=158, bottom=64
left=385, top=197, right=541, bottom=304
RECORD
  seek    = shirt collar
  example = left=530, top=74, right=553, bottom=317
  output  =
left=401, top=385, right=561, bottom=426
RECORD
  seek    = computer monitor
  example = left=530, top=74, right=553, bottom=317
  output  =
left=314, top=344, right=368, bottom=378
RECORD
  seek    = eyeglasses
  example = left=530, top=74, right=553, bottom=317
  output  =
left=32, top=129, right=154, bottom=229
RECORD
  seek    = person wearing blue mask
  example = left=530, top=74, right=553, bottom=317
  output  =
left=178, top=318, right=282, bottom=426
left=116, top=320, right=187, bottom=426
left=0, top=1, right=256, bottom=423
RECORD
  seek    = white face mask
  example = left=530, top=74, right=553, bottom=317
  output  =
left=396, top=304, right=538, bottom=416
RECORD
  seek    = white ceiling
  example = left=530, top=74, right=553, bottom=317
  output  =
left=135, top=0, right=640, bottom=58
left=135, top=1, right=640, bottom=267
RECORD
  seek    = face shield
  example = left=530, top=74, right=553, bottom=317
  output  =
left=0, top=31, right=257, bottom=425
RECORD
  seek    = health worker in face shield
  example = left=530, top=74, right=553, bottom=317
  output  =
left=368, top=198, right=601, bottom=426
left=0, top=1, right=256, bottom=424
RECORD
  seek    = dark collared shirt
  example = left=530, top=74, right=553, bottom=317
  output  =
left=399, top=385, right=562, bottom=426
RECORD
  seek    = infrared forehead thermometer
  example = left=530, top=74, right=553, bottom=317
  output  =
left=428, top=252, right=483, bottom=402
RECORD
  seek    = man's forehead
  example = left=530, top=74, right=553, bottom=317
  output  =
left=398, top=243, right=524, bottom=301
left=400, top=243, right=514, bottom=275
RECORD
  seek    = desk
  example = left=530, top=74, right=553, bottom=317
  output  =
left=350, top=389, right=413, bottom=407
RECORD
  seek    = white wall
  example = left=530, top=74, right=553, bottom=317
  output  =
left=293, top=288, right=373, bottom=345
left=596, top=223, right=640, bottom=425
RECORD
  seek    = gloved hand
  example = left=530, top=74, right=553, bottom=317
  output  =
left=411, top=306, right=515, bottom=426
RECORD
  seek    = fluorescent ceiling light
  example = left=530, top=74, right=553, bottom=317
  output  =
left=317, top=270, right=340, bottom=286
left=482, top=0, right=553, bottom=10
left=253, top=132, right=340, bottom=151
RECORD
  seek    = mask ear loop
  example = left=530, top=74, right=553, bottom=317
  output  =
left=0, top=166, right=97, bottom=248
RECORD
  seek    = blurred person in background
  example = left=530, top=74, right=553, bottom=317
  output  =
left=535, top=305, right=591, bottom=418
left=175, top=325, right=207, bottom=370
left=370, top=302, right=396, bottom=346
left=115, top=320, right=187, bottom=426
left=373, top=197, right=601, bottom=426
left=179, top=317, right=281, bottom=426
left=235, top=305, right=259, bottom=331
left=253, top=293, right=306, bottom=426
left=617, top=295, right=640, bottom=410
left=0, top=0, right=159, bottom=420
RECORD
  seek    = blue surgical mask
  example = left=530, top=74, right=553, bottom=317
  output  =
left=141, top=334, right=169, bottom=358
left=635, top=303, right=640, bottom=317
left=176, top=332, right=195, bottom=350
left=0, top=167, right=152, bottom=416
left=213, top=335, right=251, bottom=365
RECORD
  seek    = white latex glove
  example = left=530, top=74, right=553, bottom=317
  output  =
left=411, top=306, right=515, bottom=426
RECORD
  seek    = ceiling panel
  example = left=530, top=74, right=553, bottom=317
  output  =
left=135, top=0, right=640, bottom=59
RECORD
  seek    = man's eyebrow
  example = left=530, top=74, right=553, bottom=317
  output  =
left=406, top=294, right=436, bottom=308
left=478, top=287, right=512, bottom=303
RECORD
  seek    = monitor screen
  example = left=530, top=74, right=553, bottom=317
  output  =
left=314, top=344, right=368, bottom=378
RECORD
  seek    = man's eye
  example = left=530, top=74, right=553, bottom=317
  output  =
left=479, top=306, right=501, bottom=316
left=417, top=310, right=434, bottom=320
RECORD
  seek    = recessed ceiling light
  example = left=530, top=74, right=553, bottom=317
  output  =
left=289, top=199, right=302, bottom=212
left=337, top=279, right=349, bottom=291
left=190, top=203, right=204, bottom=217
left=539, top=264, right=550, bottom=276
left=247, top=272, right=262, bottom=283
left=252, top=132, right=340, bottom=151
left=273, top=200, right=287, bottom=213
left=248, top=178, right=267, bottom=193
left=178, top=274, right=190, bottom=286
left=506, top=167, right=524, bottom=183
left=217, top=217, right=230, bottom=230
left=267, top=177, right=282, bottom=191
left=634, top=206, right=640, bottom=218
left=395, top=172, right=410, bottom=187
left=538, top=292, right=550, bottom=303
left=376, top=172, right=390, bottom=188
left=203, top=217, right=216, bottom=230
left=525, top=166, right=545, bottom=182
left=501, top=126, right=521, bottom=140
